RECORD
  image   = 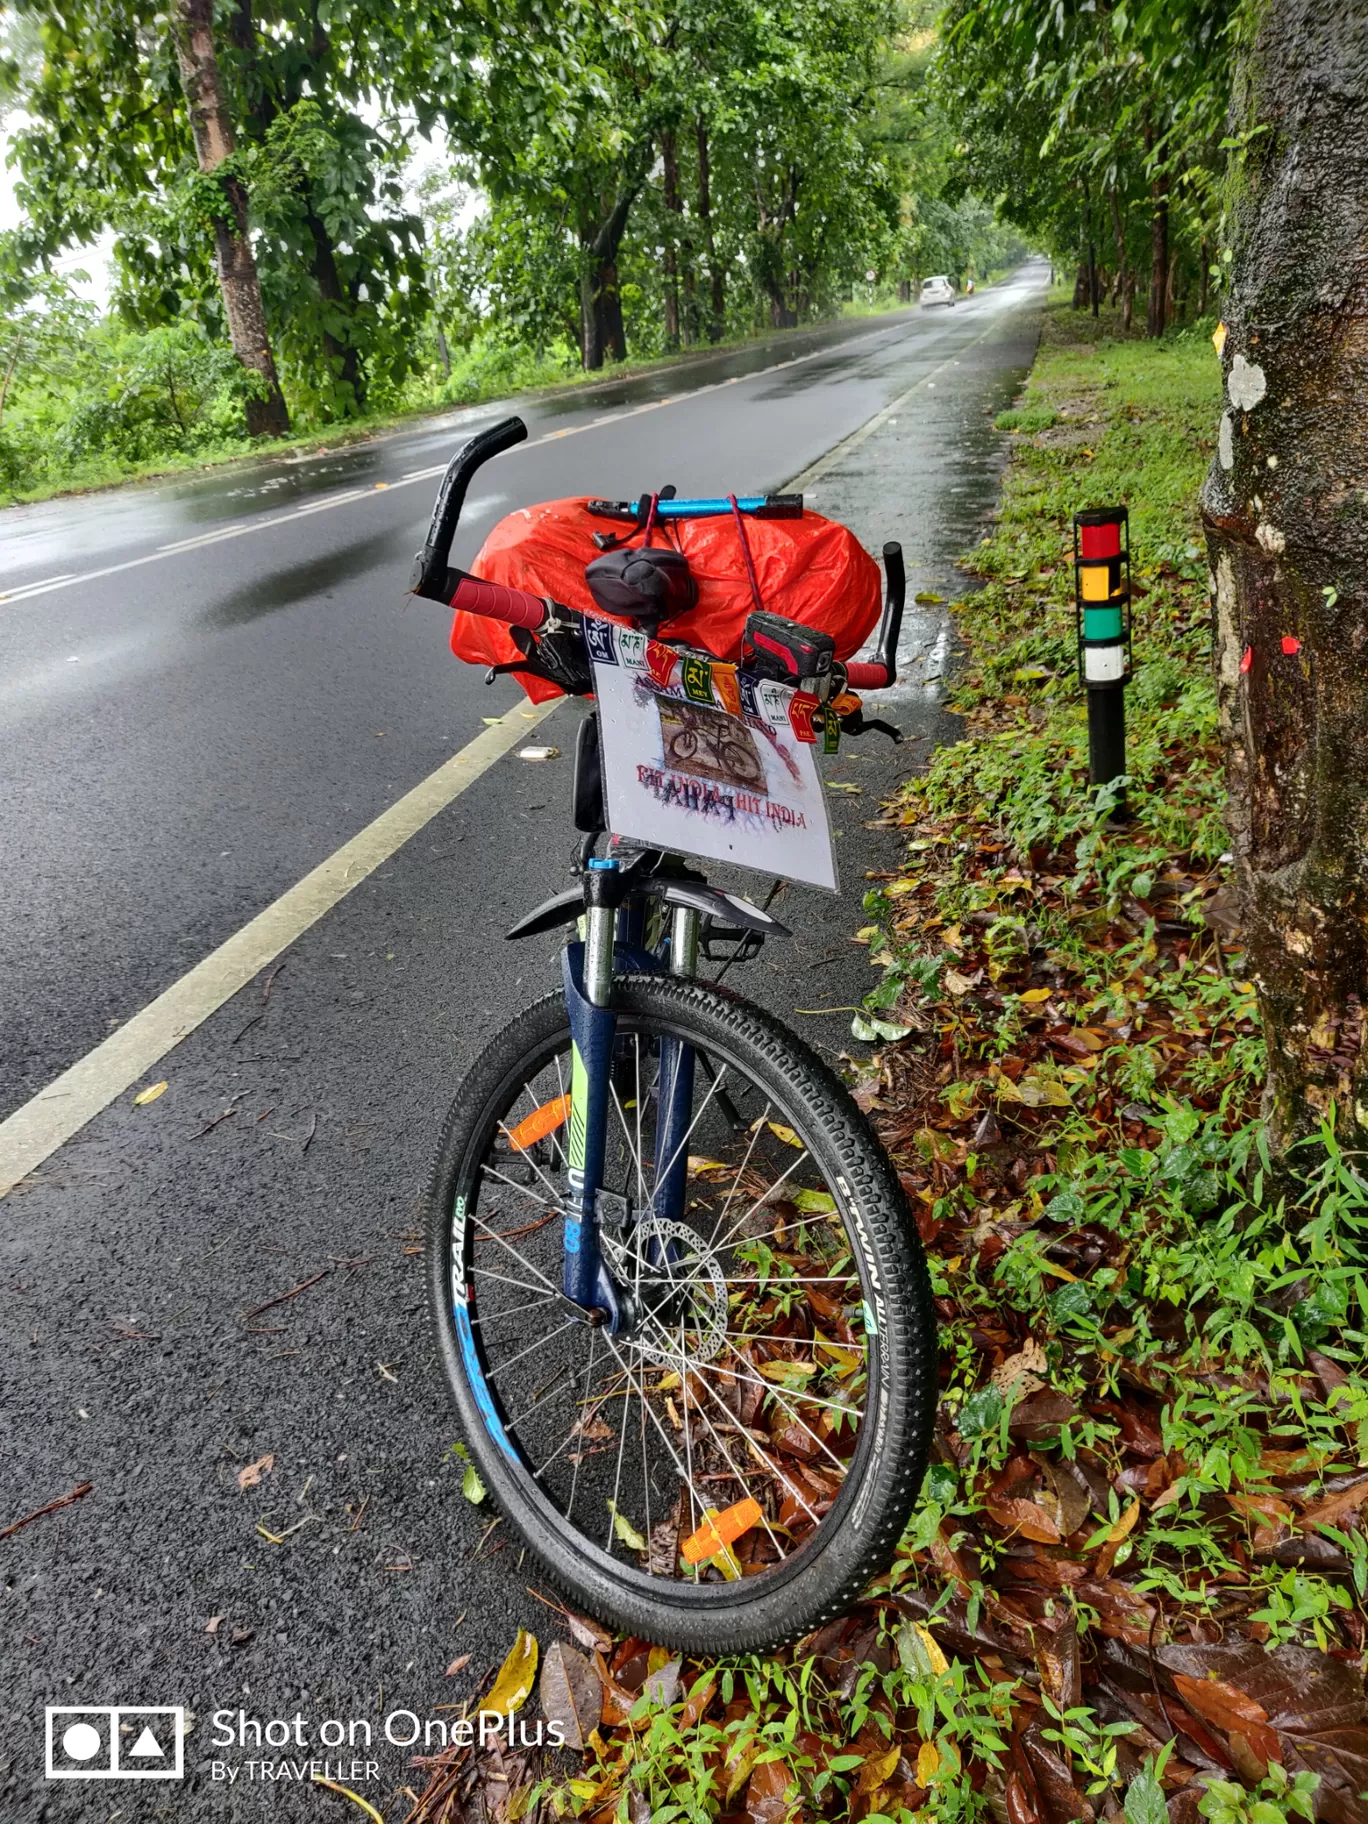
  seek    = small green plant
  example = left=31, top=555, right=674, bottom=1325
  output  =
left=1196, top=1762, right=1319, bottom=1824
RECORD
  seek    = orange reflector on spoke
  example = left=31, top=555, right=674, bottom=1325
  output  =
left=505, top=1095, right=570, bottom=1151
left=681, top=1497, right=763, bottom=1565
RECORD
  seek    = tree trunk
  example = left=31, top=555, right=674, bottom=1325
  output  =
left=1200, top=0, right=1368, bottom=1165
left=305, top=203, right=363, bottom=410
left=579, top=269, right=603, bottom=371
left=1165, top=243, right=1180, bottom=324
left=171, top=0, right=289, bottom=437
left=696, top=117, right=725, bottom=342
left=1073, top=264, right=1089, bottom=309
left=897, top=278, right=911, bottom=303
left=660, top=129, right=681, bottom=352
left=577, top=153, right=649, bottom=369
left=1147, top=161, right=1169, bottom=337
left=598, top=260, right=627, bottom=364
left=1109, top=185, right=1128, bottom=314
left=1122, top=270, right=1135, bottom=331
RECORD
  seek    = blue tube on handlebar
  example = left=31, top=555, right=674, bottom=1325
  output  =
left=653, top=497, right=767, bottom=517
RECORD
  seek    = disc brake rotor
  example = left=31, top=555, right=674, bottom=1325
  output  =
left=605, top=1217, right=728, bottom=1366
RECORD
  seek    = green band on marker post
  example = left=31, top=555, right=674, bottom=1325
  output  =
left=1083, top=605, right=1125, bottom=641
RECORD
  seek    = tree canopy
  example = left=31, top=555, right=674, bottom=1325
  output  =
left=0, top=0, right=1019, bottom=474
left=937, top=0, right=1239, bottom=331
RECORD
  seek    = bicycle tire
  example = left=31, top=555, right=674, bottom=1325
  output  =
left=424, top=974, right=937, bottom=1653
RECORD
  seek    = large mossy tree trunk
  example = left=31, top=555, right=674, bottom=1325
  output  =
left=660, top=129, right=682, bottom=352
left=172, top=0, right=289, bottom=437
left=1201, top=0, right=1368, bottom=1163
left=696, top=118, right=725, bottom=344
left=578, top=157, right=649, bottom=369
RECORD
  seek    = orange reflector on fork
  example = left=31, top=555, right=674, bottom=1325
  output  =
left=681, top=1497, right=763, bottom=1565
left=505, top=1095, right=571, bottom=1151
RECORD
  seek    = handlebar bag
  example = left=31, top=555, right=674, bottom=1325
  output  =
left=450, top=496, right=881, bottom=703
left=584, top=544, right=698, bottom=631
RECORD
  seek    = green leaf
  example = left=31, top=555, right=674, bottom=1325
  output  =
left=956, top=1385, right=1005, bottom=1439
left=607, top=1499, right=647, bottom=1552
left=1124, top=1762, right=1168, bottom=1824
left=791, top=1188, right=837, bottom=1213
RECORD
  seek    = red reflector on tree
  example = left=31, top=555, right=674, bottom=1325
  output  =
left=1281, top=635, right=1301, bottom=655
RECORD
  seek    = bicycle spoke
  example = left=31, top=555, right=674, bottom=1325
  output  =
left=473, top=1290, right=562, bottom=1323
left=495, top=1117, right=567, bottom=1210
left=684, top=1359, right=823, bottom=1536
left=713, top=1098, right=772, bottom=1235
left=484, top=1314, right=583, bottom=1380
left=647, top=1062, right=728, bottom=1215
left=711, top=1145, right=812, bottom=1256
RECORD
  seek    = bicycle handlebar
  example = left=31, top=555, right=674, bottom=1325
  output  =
left=450, top=574, right=550, bottom=631
left=410, top=415, right=529, bottom=602
left=417, top=430, right=904, bottom=695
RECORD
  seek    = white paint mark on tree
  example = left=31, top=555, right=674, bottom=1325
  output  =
left=1228, top=353, right=1267, bottom=412
left=1219, top=413, right=1235, bottom=469
left=1214, top=554, right=1242, bottom=692
left=1256, top=521, right=1287, bottom=553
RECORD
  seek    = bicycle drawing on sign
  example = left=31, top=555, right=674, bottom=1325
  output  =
left=656, top=695, right=768, bottom=793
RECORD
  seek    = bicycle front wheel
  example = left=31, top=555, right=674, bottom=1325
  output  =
left=424, top=974, right=936, bottom=1653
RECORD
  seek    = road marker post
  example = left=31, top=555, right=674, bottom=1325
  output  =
left=1073, top=506, right=1133, bottom=820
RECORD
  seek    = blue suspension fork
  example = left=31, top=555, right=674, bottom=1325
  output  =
left=653, top=905, right=701, bottom=1223
left=562, top=859, right=625, bottom=1322
left=561, top=869, right=702, bottom=1325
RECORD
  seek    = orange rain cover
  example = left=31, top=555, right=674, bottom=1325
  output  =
left=449, top=497, right=883, bottom=704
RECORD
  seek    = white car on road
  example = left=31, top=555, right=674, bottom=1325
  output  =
left=920, top=275, right=956, bottom=307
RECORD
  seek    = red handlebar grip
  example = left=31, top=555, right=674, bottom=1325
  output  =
left=844, top=660, right=890, bottom=689
left=451, top=575, right=548, bottom=631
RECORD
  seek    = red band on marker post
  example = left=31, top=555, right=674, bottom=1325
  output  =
left=1079, top=522, right=1122, bottom=560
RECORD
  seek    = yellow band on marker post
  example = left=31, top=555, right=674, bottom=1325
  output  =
left=1079, top=564, right=1112, bottom=601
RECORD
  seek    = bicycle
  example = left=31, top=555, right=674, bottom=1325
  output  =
left=410, top=417, right=937, bottom=1653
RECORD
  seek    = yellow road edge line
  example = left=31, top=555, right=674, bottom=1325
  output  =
left=0, top=694, right=560, bottom=1200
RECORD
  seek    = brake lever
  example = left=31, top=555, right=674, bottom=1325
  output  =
left=839, top=706, right=902, bottom=743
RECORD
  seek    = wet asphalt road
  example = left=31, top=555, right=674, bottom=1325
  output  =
left=0, top=262, right=1046, bottom=1821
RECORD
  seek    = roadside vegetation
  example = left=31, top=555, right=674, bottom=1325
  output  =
left=0, top=0, right=1022, bottom=504
left=401, top=303, right=1368, bottom=1824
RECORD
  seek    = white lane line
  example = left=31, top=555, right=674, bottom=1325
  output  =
left=783, top=307, right=1010, bottom=494
left=0, top=693, right=559, bottom=1200
left=0, top=314, right=924, bottom=608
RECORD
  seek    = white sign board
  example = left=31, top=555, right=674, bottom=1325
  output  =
left=588, top=623, right=838, bottom=892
